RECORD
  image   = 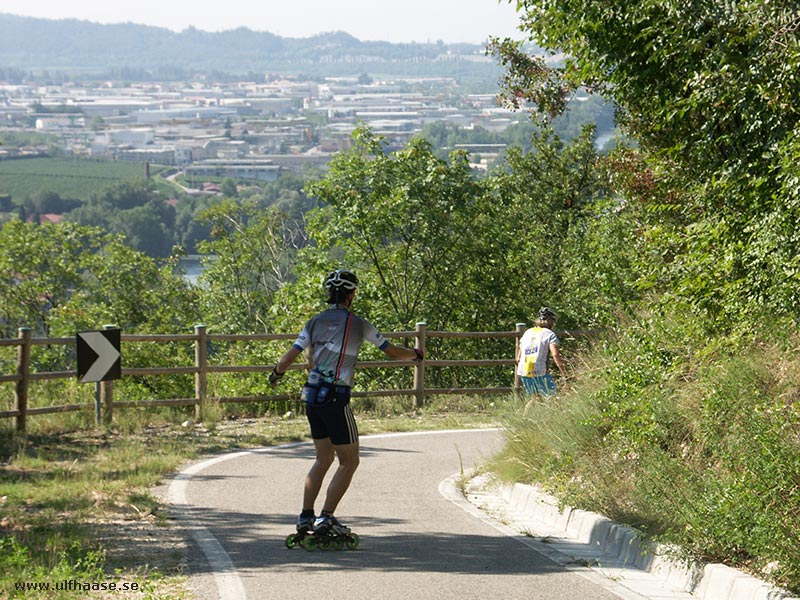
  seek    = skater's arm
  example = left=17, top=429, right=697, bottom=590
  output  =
left=549, top=343, right=566, bottom=378
left=276, top=346, right=303, bottom=373
left=365, top=320, right=421, bottom=362
left=270, top=346, right=303, bottom=385
left=382, top=343, right=423, bottom=362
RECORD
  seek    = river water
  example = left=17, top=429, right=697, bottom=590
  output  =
left=177, top=255, right=212, bottom=285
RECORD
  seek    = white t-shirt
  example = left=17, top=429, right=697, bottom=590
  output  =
left=516, top=327, right=559, bottom=377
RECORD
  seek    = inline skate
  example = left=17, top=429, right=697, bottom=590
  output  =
left=286, top=514, right=359, bottom=551
left=284, top=513, right=315, bottom=550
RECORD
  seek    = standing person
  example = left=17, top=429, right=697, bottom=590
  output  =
left=269, top=269, right=423, bottom=539
left=516, top=307, right=567, bottom=396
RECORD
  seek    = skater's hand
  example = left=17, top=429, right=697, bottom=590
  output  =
left=269, top=368, right=284, bottom=387
left=413, top=348, right=424, bottom=362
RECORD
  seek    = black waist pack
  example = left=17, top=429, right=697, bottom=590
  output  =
left=301, top=381, right=351, bottom=407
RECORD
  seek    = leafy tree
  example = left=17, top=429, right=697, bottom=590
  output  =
left=196, top=199, right=304, bottom=333
left=303, top=126, right=491, bottom=332
left=0, top=220, right=104, bottom=337
left=491, top=0, right=800, bottom=328
left=488, top=4, right=800, bottom=591
left=486, top=124, right=616, bottom=329
left=172, top=195, right=216, bottom=254
left=292, top=123, right=616, bottom=333
left=89, top=115, right=105, bottom=131
left=221, top=178, right=238, bottom=197
left=51, top=244, right=199, bottom=336
left=98, top=179, right=155, bottom=211
left=112, top=200, right=176, bottom=258
left=0, top=220, right=198, bottom=338
left=68, top=182, right=177, bottom=257
left=23, top=190, right=81, bottom=215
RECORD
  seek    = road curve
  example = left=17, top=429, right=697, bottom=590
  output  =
left=165, top=429, right=630, bottom=600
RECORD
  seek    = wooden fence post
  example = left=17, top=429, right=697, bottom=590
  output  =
left=414, top=322, right=427, bottom=409
left=514, top=322, right=526, bottom=393
left=14, top=327, right=32, bottom=433
left=100, top=324, right=116, bottom=426
left=194, top=324, right=208, bottom=421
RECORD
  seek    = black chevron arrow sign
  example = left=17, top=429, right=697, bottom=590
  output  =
left=76, top=329, right=121, bottom=383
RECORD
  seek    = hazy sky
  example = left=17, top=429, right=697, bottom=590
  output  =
left=2, top=0, right=524, bottom=44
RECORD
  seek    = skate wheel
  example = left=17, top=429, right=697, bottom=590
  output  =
left=333, top=538, right=345, bottom=550
left=285, top=534, right=298, bottom=549
left=300, top=536, right=316, bottom=551
left=346, top=533, right=359, bottom=550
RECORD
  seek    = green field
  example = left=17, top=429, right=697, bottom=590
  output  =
left=0, top=157, right=150, bottom=203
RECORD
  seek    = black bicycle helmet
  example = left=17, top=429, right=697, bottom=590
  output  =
left=325, top=269, right=359, bottom=291
left=538, top=307, right=558, bottom=322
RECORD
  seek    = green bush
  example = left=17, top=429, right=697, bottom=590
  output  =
left=492, top=309, right=800, bottom=594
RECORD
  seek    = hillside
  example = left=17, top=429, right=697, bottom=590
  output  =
left=0, top=13, right=505, bottom=79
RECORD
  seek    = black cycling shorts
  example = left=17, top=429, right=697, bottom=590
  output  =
left=306, top=400, right=359, bottom=446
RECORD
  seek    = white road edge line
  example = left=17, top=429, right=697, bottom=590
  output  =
left=167, top=451, right=253, bottom=600
left=438, top=473, right=650, bottom=600
left=165, top=428, right=500, bottom=600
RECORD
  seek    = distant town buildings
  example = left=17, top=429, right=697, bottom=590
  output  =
left=0, top=75, right=524, bottom=179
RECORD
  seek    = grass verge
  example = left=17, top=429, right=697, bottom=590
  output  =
left=489, top=313, right=800, bottom=595
left=0, top=394, right=505, bottom=599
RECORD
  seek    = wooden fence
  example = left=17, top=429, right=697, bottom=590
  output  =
left=0, top=323, right=542, bottom=433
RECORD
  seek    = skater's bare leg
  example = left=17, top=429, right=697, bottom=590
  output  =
left=321, top=441, right=360, bottom=514
left=303, top=438, right=335, bottom=511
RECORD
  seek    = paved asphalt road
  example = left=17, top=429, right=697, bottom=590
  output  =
left=166, top=429, right=632, bottom=600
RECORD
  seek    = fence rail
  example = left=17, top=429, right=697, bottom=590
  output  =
left=1, top=322, right=555, bottom=432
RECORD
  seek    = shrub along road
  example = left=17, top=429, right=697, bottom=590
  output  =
left=160, top=429, right=636, bottom=600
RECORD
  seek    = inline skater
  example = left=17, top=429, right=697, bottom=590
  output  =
left=270, top=269, right=423, bottom=547
left=516, top=306, right=567, bottom=396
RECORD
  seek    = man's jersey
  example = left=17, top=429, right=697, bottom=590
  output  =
left=292, top=306, right=389, bottom=387
left=516, top=326, right=559, bottom=377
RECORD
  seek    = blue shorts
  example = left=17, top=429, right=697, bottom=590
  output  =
left=306, top=398, right=359, bottom=445
left=520, top=374, right=556, bottom=396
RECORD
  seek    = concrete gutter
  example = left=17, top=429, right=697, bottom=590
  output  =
left=464, top=476, right=799, bottom=600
